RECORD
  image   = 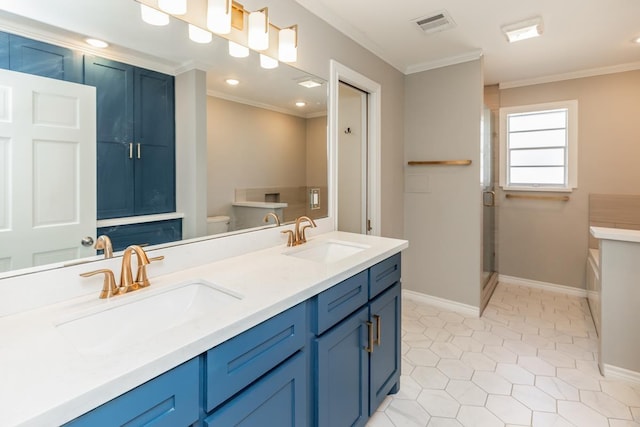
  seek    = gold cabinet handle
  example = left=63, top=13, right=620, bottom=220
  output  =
left=137, top=143, right=141, bottom=159
left=365, top=321, right=374, bottom=353
left=129, top=142, right=133, bottom=159
left=374, top=314, right=381, bottom=346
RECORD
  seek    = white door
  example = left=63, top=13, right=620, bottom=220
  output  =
left=338, top=82, right=369, bottom=234
left=0, top=69, right=96, bottom=272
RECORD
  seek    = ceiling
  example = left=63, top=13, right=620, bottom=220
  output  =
left=294, top=0, right=640, bottom=86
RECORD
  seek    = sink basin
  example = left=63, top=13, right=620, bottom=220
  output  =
left=286, top=240, right=369, bottom=263
left=56, top=280, right=242, bottom=355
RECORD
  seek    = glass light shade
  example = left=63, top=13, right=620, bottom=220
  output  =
left=140, top=4, right=170, bottom=26
left=228, top=41, right=249, bottom=58
left=259, top=54, right=278, bottom=69
left=158, top=0, right=186, bottom=15
left=248, top=9, right=269, bottom=51
left=188, top=24, right=212, bottom=44
left=278, top=27, right=297, bottom=62
left=207, top=0, right=232, bottom=34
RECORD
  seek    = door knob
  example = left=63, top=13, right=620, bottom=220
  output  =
left=81, top=236, right=95, bottom=247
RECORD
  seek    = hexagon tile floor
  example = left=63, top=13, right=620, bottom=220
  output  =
left=367, top=283, right=640, bottom=427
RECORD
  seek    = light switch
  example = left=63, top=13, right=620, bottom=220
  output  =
left=310, top=188, right=320, bottom=210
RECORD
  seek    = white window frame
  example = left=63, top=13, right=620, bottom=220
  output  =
left=499, top=100, right=578, bottom=192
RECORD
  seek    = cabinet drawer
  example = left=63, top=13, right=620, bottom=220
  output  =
left=204, top=352, right=307, bottom=427
left=313, top=270, right=368, bottom=335
left=369, top=253, right=401, bottom=299
left=205, top=302, right=306, bottom=412
left=64, top=358, right=199, bottom=427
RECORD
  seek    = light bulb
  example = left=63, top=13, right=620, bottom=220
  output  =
left=228, top=41, right=249, bottom=58
left=140, top=4, right=169, bottom=26
left=207, top=0, right=232, bottom=34
left=188, top=24, right=212, bottom=44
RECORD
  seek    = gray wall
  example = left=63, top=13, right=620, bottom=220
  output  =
left=497, top=70, right=640, bottom=289
left=403, top=59, right=484, bottom=308
left=268, top=0, right=406, bottom=238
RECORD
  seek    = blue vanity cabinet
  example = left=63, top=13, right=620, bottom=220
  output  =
left=96, top=218, right=182, bottom=251
left=314, top=254, right=402, bottom=426
left=85, top=55, right=175, bottom=220
left=8, top=34, right=82, bottom=83
left=204, top=352, right=307, bottom=427
left=64, top=357, right=200, bottom=427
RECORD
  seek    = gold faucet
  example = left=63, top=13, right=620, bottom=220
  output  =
left=293, top=216, right=317, bottom=246
left=263, top=212, right=281, bottom=226
left=94, top=235, right=113, bottom=258
left=80, top=245, right=164, bottom=299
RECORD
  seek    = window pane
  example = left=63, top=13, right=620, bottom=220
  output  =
left=509, top=129, right=566, bottom=149
left=509, top=110, right=566, bottom=132
left=510, top=148, right=565, bottom=166
left=510, top=166, right=565, bottom=185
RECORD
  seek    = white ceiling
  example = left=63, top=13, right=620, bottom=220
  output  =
left=295, top=0, right=640, bottom=86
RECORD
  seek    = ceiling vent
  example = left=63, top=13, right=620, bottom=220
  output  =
left=413, top=10, right=456, bottom=34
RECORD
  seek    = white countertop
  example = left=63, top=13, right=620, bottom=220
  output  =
left=0, top=231, right=407, bottom=427
left=590, top=226, right=640, bottom=244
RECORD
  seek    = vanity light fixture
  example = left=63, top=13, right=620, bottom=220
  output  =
left=278, top=25, right=297, bottom=62
left=228, top=40, right=249, bottom=58
left=207, top=0, right=232, bottom=34
left=158, top=0, right=186, bottom=15
left=501, top=16, right=543, bottom=43
left=259, top=54, right=278, bottom=69
left=140, top=4, right=170, bottom=26
left=295, top=101, right=306, bottom=107
left=248, top=7, right=269, bottom=51
left=188, top=24, right=213, bottom=43
left=85, top=38, right=109, bottom=48
left=225, top=78, right=240, bottom=85
left=297, top=79, right=322, bottom=89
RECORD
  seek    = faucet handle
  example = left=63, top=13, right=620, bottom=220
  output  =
left=281, top=230, right=295, bottom=247
left=80, top=269, right=118, bottom=299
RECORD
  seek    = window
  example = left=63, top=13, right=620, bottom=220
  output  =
left=499, top=100, right=578, bottom=191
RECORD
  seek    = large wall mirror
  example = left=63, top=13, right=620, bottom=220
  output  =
left=0, top=0, right=328, bottom=277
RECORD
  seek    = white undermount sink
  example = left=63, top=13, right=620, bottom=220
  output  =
left=285, top=240, right=369, bottom=263
left=56, top=280, right=242, bottom=355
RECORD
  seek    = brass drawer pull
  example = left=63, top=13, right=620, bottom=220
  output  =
left=374, top=314, right=381, bottom=346
left=365, top=321, right=374, bottom=353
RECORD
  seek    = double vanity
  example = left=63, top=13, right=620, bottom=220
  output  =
left=0, top=231, right=407, bottom=426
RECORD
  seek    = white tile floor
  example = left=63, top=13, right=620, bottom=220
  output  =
left=367, top=283, right=640, bottom=427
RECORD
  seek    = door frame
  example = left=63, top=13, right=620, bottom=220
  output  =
left=329, top=60, right=381, bottom=236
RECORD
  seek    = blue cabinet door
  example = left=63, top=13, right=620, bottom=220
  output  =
left=9, top=34, right=82, bottom=83
left=134, top=67, right=175, bottom=215
left=97, top=218, right=182, bottom=251
left=315, top=306, right=369, bottom=427
left=64, top=358, right=200, bottom=427
left=85, top=55, right=135, bottom=219
left=369, top=282, right=401, bottom=414
left=0, top=32, right=8, bottom=69
left=204, top=352, right=307, bottom=427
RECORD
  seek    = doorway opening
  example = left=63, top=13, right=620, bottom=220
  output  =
left=329, top=61, right=381, bottom=236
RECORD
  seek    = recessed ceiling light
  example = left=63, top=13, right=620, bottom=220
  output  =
left=501, top=17, right=543, bottom=43
left=297, top=79, right=322, bottom=88
left=225, top=79, right=239, bottom=86
left=295, top=101, right=306, bottom=107
left=85, top=38, right=109, bottom=48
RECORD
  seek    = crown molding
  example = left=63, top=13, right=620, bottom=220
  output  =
left=405, top=49, right=484, bottom=75
left=499, top=61, right=640, bottom=89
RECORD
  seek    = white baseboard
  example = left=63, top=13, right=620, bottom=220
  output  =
left=498, top=275, right=587, bottom=298
left=403, top=289, right=479, bottom=317
left=603, top=364, right=640, bottom=386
